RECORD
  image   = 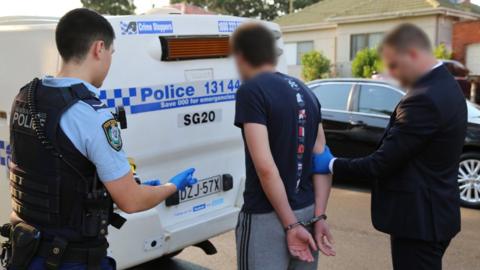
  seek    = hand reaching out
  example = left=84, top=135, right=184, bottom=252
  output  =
left=169, top=168, right=198, bottom=191
left=286, top=225, right=318, bottom=262
left=312, top=146, right=334, bottom=174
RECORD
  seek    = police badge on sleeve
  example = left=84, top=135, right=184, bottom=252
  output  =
left=102, top=119, right=123, bottom=151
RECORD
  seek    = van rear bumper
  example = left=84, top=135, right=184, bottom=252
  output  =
left=110, top=206, right=240, bottom=269
left=163, top=206, right=240, bottom=253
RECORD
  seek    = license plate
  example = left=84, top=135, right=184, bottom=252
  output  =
left=179, top=175, right=222, bottom=203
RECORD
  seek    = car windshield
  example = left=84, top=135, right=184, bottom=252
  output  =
left=467, top=101, right=480, bottom=119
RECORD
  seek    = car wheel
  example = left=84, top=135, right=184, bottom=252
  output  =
left=458, top=152, right=480, bottom=208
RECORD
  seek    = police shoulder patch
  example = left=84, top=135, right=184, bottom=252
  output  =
left=102, top=119, right=123, bottom=151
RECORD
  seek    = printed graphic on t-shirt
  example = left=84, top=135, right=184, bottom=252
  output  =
left=285, top=78, right=307, bottom=193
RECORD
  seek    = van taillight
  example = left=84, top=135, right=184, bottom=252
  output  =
left=159, top=35, right=230, bottom=61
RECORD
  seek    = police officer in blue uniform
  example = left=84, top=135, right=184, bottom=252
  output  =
left=2, top=8, right=197, bottom=269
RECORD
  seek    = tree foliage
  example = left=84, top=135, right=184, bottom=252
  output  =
left=171, top=0, right=322, bottom=20
left=301, top=51, right=331, bottom=81
left=434, top=43, right=452, bottom=60
left=81, top=0, right=136, bottom=15
left=351, top=48, right=383, bottom=78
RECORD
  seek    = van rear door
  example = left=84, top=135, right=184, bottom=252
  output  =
left=102, top=15, right=286, bottom=267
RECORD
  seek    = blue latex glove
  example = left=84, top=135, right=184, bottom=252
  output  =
left=312, top=146, right=334, bottom=174
left=169, top=168, right=198, bottom=191
left=142, top=179, right=162, bottom=186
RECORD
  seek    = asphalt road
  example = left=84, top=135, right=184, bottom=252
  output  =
left=131, top=182, right=480, bottom=270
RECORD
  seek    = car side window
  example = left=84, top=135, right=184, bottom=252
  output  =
left=311, top=83, right=352, bottom=111
left=358, top=84, right=403, bottom=116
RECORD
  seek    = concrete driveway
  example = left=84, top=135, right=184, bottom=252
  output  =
left=132, top=182, right=480, bottom=270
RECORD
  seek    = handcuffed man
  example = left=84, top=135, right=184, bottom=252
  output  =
left=231, top=23, right=335, bottom=270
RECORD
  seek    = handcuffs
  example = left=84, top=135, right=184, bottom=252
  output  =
left=285, top=214, right=327, bottom=232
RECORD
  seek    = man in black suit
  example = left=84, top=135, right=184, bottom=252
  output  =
left=313, top=24, right=467, bottom=269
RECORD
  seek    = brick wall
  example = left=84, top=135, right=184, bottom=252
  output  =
left=452, top=20, right=480, bottom=63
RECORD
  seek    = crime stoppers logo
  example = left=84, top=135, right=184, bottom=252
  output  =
left=120, top=20, right=174, bottom=35
left=120, top=21, right=137, bottom=35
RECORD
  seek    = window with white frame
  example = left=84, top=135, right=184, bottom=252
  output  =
left=350, top=33, right=384, bottom=60
left=284, top=41, right=314, bottom=65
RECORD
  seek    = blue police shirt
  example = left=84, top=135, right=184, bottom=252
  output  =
left=42, top=76, right=131, bottom=183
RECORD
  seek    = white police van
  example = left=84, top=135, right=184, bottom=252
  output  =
left=0, top=13, right=286, bottom=268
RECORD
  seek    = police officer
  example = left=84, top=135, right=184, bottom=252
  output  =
left=5, top=8, right=197, bottom=269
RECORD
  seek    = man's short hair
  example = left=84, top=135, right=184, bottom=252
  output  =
left=380, top=23, right=432, bottom=53
left=56, top=8, right=115, bottom=62
left=231, top=23, right=277, bottom=67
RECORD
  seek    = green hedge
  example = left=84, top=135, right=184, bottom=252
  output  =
left=351, top=48, right=383, bottom=78
left=301, top=51, right=331, bottom=81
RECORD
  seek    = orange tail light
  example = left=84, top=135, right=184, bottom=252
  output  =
left=160, top=35, right=231, bottom=61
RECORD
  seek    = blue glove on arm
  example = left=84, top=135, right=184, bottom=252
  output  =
left=169, top=168, right=198, bottom=191
left=142, top=179, right=161, bottom=186
left=312, top=146, right=334, bottom=174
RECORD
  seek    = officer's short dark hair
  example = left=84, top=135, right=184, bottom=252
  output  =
left=380, top=23, right=432, bottom=53
left=231, top=23, right=277, bottom=67
left=56, top=8, right=115, bottom=62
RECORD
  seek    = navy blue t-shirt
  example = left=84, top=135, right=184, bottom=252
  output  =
left=234, top=72, right=322, bottom=214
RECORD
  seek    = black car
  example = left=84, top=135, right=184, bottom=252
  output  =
left=308, top=79, right=480, bottom=208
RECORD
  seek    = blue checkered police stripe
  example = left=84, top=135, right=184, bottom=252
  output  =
left=0, top=140, right=11, bottom=167
left=98, top=79, right=240, bottom=115
left=99, top=87, right=136, bottom=111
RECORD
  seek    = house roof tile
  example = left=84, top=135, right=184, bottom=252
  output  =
left=275, top=0, right=480, bottom=26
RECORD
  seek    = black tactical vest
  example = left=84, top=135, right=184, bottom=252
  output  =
left=9, top=78, right=124, bottom=246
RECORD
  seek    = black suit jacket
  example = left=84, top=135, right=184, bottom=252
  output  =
left=333, top=65, right=467, bottom=241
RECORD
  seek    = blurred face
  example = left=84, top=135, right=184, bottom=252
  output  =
left=233, top=52, right=254, bottom=81
left=91, top=40, right=114, bottom=88
left=381, top=45, right=421, bottom=88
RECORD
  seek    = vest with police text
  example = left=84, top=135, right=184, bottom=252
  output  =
left=9, top=79, right=121, bottom=245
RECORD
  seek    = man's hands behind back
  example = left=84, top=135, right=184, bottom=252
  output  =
left=287, top=226, right=318, bottom=262
left=315, top=220, right=336, bottom=256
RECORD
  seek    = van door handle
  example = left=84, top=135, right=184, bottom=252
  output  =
left=349, top=120, right=366, bottom=127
